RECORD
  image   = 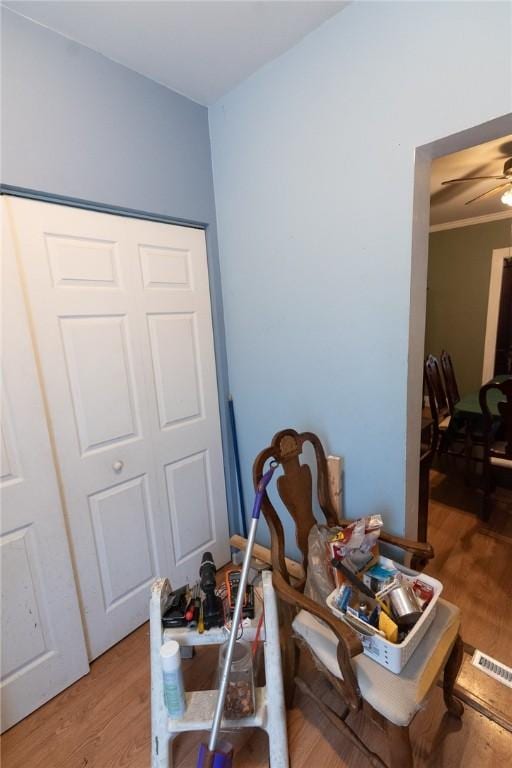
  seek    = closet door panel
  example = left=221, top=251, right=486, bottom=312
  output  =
left=126, top=217, right=230, bottom=587
left=1, top=203, right=89, bottom=731
left=7, top=197, right=170, bottom=659
left=59, top=314, right=140, bottom=452
left=7, top=197, right=229, bottom=659
left=88, top=474, right=157, bottom=610
left=147, top=312, right=202, bottom=427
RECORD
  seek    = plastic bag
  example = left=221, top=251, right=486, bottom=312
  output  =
left=304, top=516, right=384, bottom=602
left=304, top=525, right=335, bottom=604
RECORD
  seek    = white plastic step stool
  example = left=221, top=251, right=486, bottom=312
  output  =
left=150, top=570, right=289, bottom=768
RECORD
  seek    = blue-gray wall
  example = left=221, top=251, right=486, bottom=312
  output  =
left=3, top=4, right=512, bottom=557
left=0, top=9, right=237, bottom=533
left=1, top=9, right=214, bottom=222
left=209, top=0, right=512, bottom=547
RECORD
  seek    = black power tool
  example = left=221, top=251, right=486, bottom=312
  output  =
left=199, top=551, right=224, bottom=629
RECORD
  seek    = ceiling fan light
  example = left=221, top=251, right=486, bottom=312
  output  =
left=501, top=186, right=512, bottom=207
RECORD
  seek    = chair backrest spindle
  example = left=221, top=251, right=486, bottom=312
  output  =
left=424, top=354, right=450, bottom=432
left=440, top=350, right=460, bottom=415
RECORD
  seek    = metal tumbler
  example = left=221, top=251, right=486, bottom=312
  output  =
left=389, top=584, right=422, bottom=627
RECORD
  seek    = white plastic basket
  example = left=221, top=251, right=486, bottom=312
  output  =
left=326, top=557, right=443, bottom=673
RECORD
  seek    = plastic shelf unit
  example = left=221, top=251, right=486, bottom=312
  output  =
left=150, top=570, right=289, bottom=768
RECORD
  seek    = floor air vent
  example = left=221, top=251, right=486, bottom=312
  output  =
left=471, top=649, right=512, bottom=688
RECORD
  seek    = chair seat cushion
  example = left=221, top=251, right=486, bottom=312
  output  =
left=490, top=442, right=512, bottom=468
left=439, top=415, right=451, bottom=430
left=292, top=598, right=460, bottom=726
left=491, top=455, right=512, bottom=468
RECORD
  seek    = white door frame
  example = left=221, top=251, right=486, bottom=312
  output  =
left=405, top=113, right=512, bottom=539
left=482, top=247, right=509, bottom=383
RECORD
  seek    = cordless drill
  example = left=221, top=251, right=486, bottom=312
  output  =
left=199, top=551, right=224, bottom=629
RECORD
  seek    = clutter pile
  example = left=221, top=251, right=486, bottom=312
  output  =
left=161, top=550, right=261, bottom=720
left=162, top=554, right=255, bottom=635
left=307, top=515, right=442, bottom=672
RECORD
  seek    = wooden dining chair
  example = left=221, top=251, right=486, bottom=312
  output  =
left=479, top=377, right=512, bottom=520
left=440, top=350, right=461, bottom=415
left=424, top=354, right=456, bottom=454
left=253, top=428, right=464, bottom=768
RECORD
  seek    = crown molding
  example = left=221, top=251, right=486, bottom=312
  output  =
left=430, top=209, right=512, bottom=233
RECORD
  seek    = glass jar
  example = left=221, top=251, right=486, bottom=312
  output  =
left=218, top=640, right=255, bottom=718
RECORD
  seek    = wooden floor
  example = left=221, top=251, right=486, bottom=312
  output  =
left=2, top=466, right=512, bottom=768
left=426, top=467, right=512, bottom=667
left=425, top=467, right=512, bottom=723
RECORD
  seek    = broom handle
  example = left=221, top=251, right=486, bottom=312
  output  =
left=208, top=463, right=277, bottom=753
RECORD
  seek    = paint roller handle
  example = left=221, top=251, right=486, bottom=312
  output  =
left=331, top=559, right=393, bottom=617
left=331, top=559, right=376, bottom=598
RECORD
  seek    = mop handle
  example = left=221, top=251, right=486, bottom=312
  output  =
left=207, top=461, right=278, bottom=753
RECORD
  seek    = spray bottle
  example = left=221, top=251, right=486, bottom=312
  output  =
left=160, top=640, right=186, bottom=718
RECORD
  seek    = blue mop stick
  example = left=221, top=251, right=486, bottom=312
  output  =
left=228, top=396, right=248, bottom=539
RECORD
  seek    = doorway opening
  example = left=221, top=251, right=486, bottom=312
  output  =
left=407, top=115, right=512, bottom=728
left=406, top=115, right=512, bottom=536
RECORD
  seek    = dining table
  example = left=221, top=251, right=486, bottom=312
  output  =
left=444, top=374, right=512, bottom=485
left=452, top=374, right=511, bottom=430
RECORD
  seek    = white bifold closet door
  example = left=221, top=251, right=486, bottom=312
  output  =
left=6, top=196, right=230, bottom=660
left=1, top=205, right=89, bottom=731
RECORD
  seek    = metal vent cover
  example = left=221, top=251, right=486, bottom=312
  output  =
left=472, top=649, right=512, bottom=688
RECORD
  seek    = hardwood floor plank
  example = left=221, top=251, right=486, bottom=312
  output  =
left=456, top=654, right=511, bottom=721
left=425, top=470, right=512, bottom=667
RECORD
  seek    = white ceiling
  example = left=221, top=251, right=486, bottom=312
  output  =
left=3, top=1, right=348, bottom=105
left=430, top=135, right=512, bottom=226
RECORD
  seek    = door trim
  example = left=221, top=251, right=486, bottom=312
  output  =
left=0, top=183, right=206, bottom=228
left=482, top=247, right=508, bottom=383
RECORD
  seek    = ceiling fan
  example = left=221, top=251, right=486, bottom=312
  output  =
left=441, top=156, right=512, bottom=206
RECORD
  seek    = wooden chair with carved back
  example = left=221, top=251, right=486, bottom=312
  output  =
left=253, top=428, right=464, bottom=768
left=479, top=377, right=512, bottom=520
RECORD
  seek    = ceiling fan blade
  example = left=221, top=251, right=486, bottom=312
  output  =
left=442, top=175, right=506, bottom=185
left=464, top=183, right=510, bottom=205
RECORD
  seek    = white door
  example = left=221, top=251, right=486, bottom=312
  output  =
left=6, top=196, right=230, bottom=660
left=1, top=203, right=89, bottom=731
